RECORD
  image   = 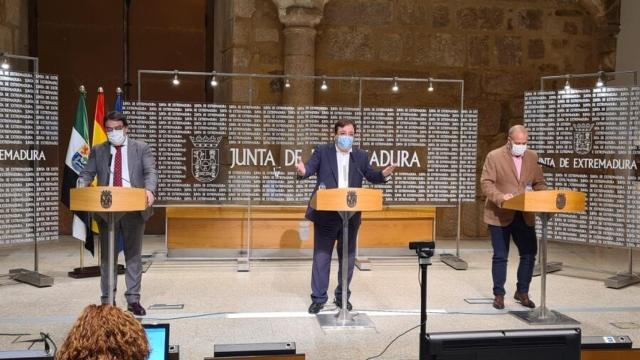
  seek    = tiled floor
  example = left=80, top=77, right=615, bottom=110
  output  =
left=1, top=236, right=639, bottom=359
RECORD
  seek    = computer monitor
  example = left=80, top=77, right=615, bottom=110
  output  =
left=143, top=323, right=170, bottom=360
left=424, top=328, right=581, bottom=360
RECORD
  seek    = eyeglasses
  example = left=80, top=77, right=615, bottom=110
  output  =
left=105, top=126, right=125, bottom=132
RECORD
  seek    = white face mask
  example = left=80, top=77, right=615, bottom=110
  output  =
left=511, top=143, right=527, bottom=157
left=108, top=129, right=126, bottom=146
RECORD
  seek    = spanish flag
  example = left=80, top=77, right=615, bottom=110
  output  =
left=89, top=87, right=107, bottom=236
left=92, top=87, right=107, bottom=149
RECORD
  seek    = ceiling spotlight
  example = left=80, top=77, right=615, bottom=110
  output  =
left=595, top=72, right=604, bottom=88
left=172, top=70, right=180, bottom=86
left=391, top=78, right=399, bottom=93
left=1, top=58, right=9, bottom=70
left=563, top=76, right=571, bottom=91
left=320, top=76, right=328, bottom=91
left=210, top=71, right=218, bottom=87
left=427, top=78, right=434, bottom=92
left=284, top=78, right=291, bottom=89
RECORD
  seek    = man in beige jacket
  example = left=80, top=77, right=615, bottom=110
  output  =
left=481, top=125, right=547, bottom=310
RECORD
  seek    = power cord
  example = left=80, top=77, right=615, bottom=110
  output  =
left=365, top=322, right=423, bottom=360
left=41, top=332, right=57, bottom=356
left=14, top=332, right=57, bottom=355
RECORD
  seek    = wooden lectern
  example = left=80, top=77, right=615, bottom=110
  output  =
left=70, top=187, right=146, bottom=305
left=310, top=188, right=383, bottom=329
left=503, top=189, right=586, bottom=325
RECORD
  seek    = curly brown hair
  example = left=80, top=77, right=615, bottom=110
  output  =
left=56, top=304, right=150, bottom=360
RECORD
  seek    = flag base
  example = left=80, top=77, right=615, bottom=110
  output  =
left=9, top=268, right=54, bottom=287
left=68, top=264, right=125, bottom=278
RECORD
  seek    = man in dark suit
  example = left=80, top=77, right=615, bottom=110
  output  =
left=296, top=119, right=396, bottom=314
left=80, top=111, right=157, bottom=316
left=481, top=125, right=547, bottom=310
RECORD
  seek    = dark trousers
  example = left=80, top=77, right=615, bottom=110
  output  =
left=310, top=211, right=360, bottom=304
left=489, top=212, right=537, bottom=296
left=98, top=212, right=145, bottom=304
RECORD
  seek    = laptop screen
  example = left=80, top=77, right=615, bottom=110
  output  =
left=143, top=323, right=169, bottom=360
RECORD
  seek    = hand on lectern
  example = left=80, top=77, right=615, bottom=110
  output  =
left=145, top=190, right=155, bottom=207
left=502, top=193, right=514, bottom=201
left=295, top=156, right=305, bottom=176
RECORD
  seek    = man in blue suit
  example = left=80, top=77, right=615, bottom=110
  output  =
left=296, top=119, right=396, bottom=314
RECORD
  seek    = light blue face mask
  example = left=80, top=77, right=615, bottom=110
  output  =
left=511, top=143, right=527, bottom=156
left=335, top=135, right=354, bottom=151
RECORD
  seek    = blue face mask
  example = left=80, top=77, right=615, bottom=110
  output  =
left=335, top=135, right=354, bottom=151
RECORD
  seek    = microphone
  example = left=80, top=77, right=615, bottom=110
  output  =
left=108, top=149, right=131, bottom=185
left=108, top=169, right=132, bottom=186
left=343, top=163, right=348, bottom=187
left=537, top=159, right=554, bottom=168
left=538, top=158, right=573, bottom=190
left=349, top=152, right=366, bottom=180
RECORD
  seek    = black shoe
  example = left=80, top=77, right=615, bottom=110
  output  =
left=333, top=298, right=353, bottom=311
left=308, top=302, right=325, bottom=314
left=127, top=302, right=146, bottom=316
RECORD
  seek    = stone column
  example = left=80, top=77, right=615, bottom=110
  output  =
left=273, top=0, right=329, bottom=106
left=578, top=0, right=620, bottom=70
left=0, top=0, right=30, bottom=57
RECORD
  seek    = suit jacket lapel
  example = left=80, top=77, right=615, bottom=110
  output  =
left=502, top=145, right=518, bottom=181
left=348, top=151, right=356, bottom=187
left=329, top=146, right=338, bottom=185
left=100, top=143, right=111, bottom=186
left=127, top=139, right=136, bottom=184
left=520, top=152, right=529, bottom=184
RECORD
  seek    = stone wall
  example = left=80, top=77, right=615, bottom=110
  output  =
left=216, top=0, right=284, bottom=104
left=0, top=0, right=29, bottom=58
left=219, top=0, right=620, bottom=238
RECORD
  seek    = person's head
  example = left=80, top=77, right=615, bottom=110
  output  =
left=104, top=111, right=128, bottom=146
left=57, top=304, right=150, bottom=360
left=507, top=125, right=528, bottom=157
left=334, top=119, right=356, bottom=152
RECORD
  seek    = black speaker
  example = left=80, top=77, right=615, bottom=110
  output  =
left=168, top=344, right=180, bottom=360
left=0, top=350, right=53, bottom=359
left=214, top=342, right=296, bottom=357
left=581, top=335, right=633, bottom=349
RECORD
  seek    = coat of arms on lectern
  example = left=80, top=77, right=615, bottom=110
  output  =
left=190, top=135, right=223, bottom=183
left=100, top=190, right=112, bottom=209
left=556, top=193, right=566, bottom=210
left=346, top=190, right=357, bottom=208
left=572, top=122, right=595, bottom=155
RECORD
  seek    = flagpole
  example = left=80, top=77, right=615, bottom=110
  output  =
left=80, top=241, right=84, bottom=269
left=79, top=84, right=86, bottom=270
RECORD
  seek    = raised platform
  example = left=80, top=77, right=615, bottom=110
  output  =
left=165, top=206, right=435, bottom=258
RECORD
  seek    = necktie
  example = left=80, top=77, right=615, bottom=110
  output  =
left=113, top=146, right=122, bottom=187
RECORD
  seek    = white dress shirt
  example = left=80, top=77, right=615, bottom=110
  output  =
left=336, top=145, right=351, bottom=188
